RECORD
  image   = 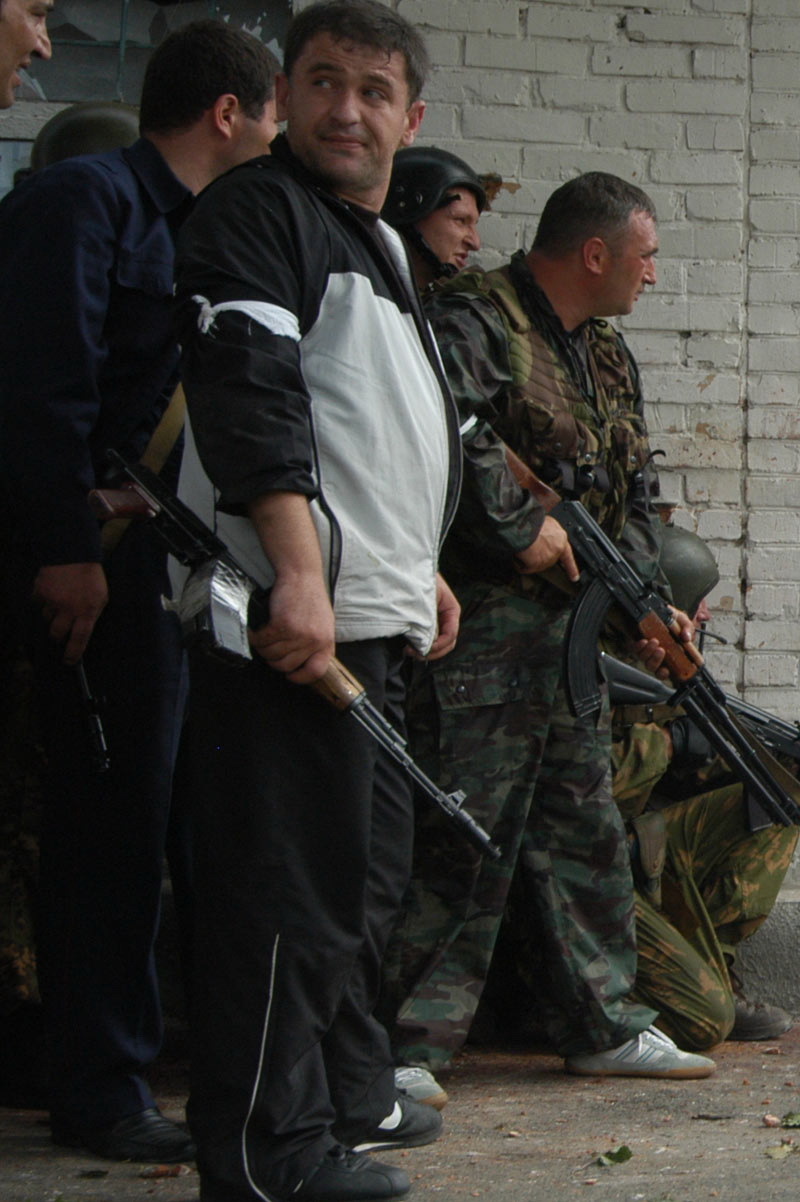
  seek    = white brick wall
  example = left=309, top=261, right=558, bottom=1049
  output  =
left=393, top=0, right=800, bottom=720
left=7, top=0, right=798, bottom=720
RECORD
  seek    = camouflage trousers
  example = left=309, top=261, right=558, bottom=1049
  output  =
left=378, top=581, right=656, bottom=1069
left=632, top=784, right=798, bottom=1051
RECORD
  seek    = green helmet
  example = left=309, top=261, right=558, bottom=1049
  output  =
left=31, top=102, right=140, bottom=171
left=658, top=526, right=720, bottom=616
left=382, top=146, right=487, bottom=228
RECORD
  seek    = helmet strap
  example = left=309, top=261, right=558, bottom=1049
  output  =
left=403, top=224, right=458, bottom=280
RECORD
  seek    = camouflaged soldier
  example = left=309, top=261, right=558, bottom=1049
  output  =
left=379, top=171, right=714, bottom=1084
left=610, top=527, right=797, bottom=1049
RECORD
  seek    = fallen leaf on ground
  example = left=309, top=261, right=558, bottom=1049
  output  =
left=766, top=1144, right=798, bottom=1159
left=139, top=1163, right=192, bottom=1178
left=596, top=1144, right=633, bottom=1166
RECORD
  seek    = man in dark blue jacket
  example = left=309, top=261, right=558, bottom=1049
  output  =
left=0, top=19, right=278, bottom=1162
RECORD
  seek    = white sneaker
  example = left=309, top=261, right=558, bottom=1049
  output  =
left=394, top=1066, right=449, bottom=1110
left=565, top=1025, right=715, bottom=1080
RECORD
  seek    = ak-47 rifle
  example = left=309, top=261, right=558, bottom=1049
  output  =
left=89, top=450, right=501, bottom=862
left=506, top=448, right=800, bottom=829
left=600, top=651, right=800, bottom=767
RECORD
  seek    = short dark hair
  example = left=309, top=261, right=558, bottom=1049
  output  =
left=139, top=20, right=278, bottom=136
left=283, top=0, right=429, bottom=104
left=533, top=172, right=657, bottom=258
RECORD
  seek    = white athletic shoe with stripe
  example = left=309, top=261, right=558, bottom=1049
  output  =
left=565, top=1025, right=715, bottom=1079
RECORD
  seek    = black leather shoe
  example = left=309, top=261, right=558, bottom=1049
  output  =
left=295, top=1146, right=410, bottom=1200
left=351, top=1094, right=443, bottom=1153
left=199, top=1146, right=411, bottom=1202
left=0, top=1004, right=48, bottom=1109
left=52, top=1107, right=196, bottom=1162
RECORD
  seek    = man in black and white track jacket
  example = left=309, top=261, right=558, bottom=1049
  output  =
left=173, top=4, right=462, bottom=1202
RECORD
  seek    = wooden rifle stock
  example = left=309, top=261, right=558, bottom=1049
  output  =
left=504, top=445, right=561, bottom=512
left=90, top=459, right=502, bottom=861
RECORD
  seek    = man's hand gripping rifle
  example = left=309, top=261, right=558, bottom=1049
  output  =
left=507, top=448, right=800, bottom=830
left=90, top=450, right=501, bottom=861
left=600, top=650, right=800, bottom=769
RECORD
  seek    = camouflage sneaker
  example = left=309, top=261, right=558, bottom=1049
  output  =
left=729, top=995, right=793, bottom=1041
left=565, top=1026, right=715, bottom=1080
left=394, top=1066, right=449, bottom=1110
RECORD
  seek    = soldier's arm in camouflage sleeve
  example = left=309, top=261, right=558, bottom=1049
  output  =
left=425, top=291, right=545, bottom=558
left=611, top=719, right=673, bottom=821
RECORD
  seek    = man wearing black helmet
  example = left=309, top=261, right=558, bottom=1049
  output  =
left=383, top=146, right=484, bottom=288
left=382, top=146, right=487, bottom=1111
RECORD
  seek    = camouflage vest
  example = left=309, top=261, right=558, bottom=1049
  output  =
left=439, top=262, right=655, bottom=540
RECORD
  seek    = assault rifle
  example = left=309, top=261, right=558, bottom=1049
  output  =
left=506, top=449, right=800, bottom=829
left=600, top=651, right=800, bottom=767
left=89, top=450, right=501, bottom=861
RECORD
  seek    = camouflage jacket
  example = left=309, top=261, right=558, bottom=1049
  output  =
left=428, top=252, right=666, bottom=591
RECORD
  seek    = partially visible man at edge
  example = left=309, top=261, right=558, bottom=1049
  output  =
left=379, top=171, right=716, bottom=1087
left=171, top=2, right=475, bottom=1200
left=0, top=20, right=278, bottom=1163
left=0, top=0, right=52, bottom=109
left=0, top=0, right=53, bottom=1106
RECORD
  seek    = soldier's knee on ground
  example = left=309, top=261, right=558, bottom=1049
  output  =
left=653, top=989, right=735, bottom=1052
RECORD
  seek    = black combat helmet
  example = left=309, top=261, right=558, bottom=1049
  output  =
left=31, top=101, right=140, bottom=170
left=383, top=147, right=487, bottom=280
left=383, top=145, right=487, bottom=228
left=658, top=526, right=720, bottom=616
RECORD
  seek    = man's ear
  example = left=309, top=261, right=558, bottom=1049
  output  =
left=400, top=98, right=426, bottom=148
left=583, top=235, right=609, bottom=277
left=211, top=93, right=239, bottom=139
left=275, top=72, right=290, bottom=123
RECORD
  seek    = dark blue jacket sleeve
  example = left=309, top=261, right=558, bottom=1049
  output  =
left=0, top=162, right=127, bottom=564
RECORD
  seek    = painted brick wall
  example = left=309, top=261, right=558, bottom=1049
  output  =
left=386, top=0, right=800, bottom=719
left=6, top=0, right=800, bottom=719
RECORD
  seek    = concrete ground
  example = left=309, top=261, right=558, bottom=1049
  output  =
left=5, top=1027, right=800, bottom=1202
